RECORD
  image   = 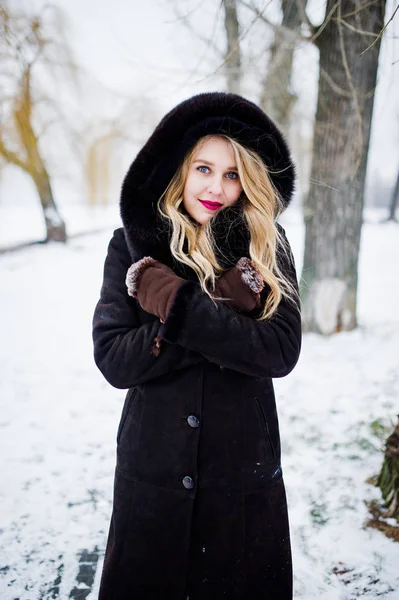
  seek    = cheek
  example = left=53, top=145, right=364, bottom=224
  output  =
left=182, top=177, right=191, bottom=206
left=182, top=180, right=189, bottom=200
left=183, top=177, right=199, bottom=214
left=183, top=173, right=194, bottom=196
left=227, top=183, right=242, bottom=204
left=184, top=172, right=203, bottom=199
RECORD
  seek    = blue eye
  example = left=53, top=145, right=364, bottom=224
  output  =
left=226, top=172, right=238, bottom=180
left=197, top=166, right=210, bottom=173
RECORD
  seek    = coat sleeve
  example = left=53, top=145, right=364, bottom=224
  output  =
left=92, top=228, right=205, bottom=389
left=159, top=227, right=302, bottom=379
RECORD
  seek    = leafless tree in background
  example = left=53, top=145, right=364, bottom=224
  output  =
left=387, top=167, right=399, bottom=222
left=172, top=0, right=309, bottom=143
left=0, top=4, right=77, bottom=242
left=84, top=96, right=161, bottom=207
left=258, top=0, right=307, bottom=137
left=171, top=0, right=244, bottom=93
left=222, top=0, right=242, bottom=93
left=240, top=0, right=393, bottom=334
left=301, top=0, right=387, bottom=334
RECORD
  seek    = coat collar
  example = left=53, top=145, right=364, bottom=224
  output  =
left=120, top=92, right=295, bottom=276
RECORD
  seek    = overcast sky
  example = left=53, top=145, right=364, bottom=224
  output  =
left=7, top=0, right=399, bottom=201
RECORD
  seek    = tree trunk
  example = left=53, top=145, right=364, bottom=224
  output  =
left=377, top=416, right=399, bottom=520
left=33, top=168, right=67, bottom=242
left=387, top=167, right=399, bottom=222
left=259, top=0, right=304, bottom=137
left=12, top=68, right=67, bottom=243
left=301, top=0, right=386, bottom=334
left=222, top=0, right=241, bottom=94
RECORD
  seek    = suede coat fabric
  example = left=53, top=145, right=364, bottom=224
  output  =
left=92, top=92, right=302, bottom=600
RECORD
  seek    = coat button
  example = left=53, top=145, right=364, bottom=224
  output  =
left=187, top=415, right=200, bottom=428
left=182, top=476, right=194, bottom=489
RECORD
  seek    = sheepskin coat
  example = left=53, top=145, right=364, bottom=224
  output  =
left=92, top=92, right=302, bottom=600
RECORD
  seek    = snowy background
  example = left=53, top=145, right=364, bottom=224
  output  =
left=0, top=206, right=398, bottom=599
left=1, top=0, right=399, bottom=598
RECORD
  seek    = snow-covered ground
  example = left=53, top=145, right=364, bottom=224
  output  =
left=0, top=203, right=120, bottom=250
left=0, top=208, right=398, bottom=599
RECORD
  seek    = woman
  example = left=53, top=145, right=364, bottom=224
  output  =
left=92, top=92, right=302, bottom=600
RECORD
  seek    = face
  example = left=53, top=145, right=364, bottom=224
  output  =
left=182, top=137, right=242, bottom=225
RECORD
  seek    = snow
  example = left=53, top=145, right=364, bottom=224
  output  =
left=0, top=208, right=399, bottom=599
left=0, top=202, right=120, bottom=250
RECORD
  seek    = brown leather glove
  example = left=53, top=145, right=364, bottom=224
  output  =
left=126, top=257, right=185, bottom=323
left=214, top=257, right=265, bottom=312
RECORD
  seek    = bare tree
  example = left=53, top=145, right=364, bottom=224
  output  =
left=301, top=0, right=387, bottom=333
left=172, top=0, right=302, bottom=121
left=170, top=0, right=243, bottom=93
left=387, top=167, right=399, bottom=222
left=222, top=0, right=242, bottom=93
left=240, top=0, right=391, bottom=333
left=259, top=0, right=306, bottom=136
left=84, top=95, right=160, bottom=207
left=0, top=4, right=77, bottom=242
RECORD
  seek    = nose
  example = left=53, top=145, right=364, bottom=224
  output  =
left=207, top=175, right=222, bottom=196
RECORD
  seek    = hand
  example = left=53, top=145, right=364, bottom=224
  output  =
left=214, top=257, right=265, bottom=312
left=126, top=257, right=185, bottom=322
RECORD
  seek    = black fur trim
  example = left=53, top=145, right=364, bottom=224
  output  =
left=120, top=93, right=296, bottom=268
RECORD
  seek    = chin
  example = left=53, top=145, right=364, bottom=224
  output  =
left=186, top=208, right=211, bottom=225
left=196, top=212, right=213, bottom=225
left=184, top=201, right=216, bottom=225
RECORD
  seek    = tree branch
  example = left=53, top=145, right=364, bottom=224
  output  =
left=239, top=0, right=311, bottom=44
left=309, top=0, right=341, bottom=46
left=359, top=3, right=399, bottom=57
left=336, top=17, right=380, bottom=38
left=172, top=2, right=224, bottom=59
left=0, top=133, right=28, bottom=171
left=320, top=67, right=353, bottom=97
left=340, top=1, right=383, bottom=20
left=193, top=0, right=279, bottom=84
left=294, top=0, right=316, bottom=34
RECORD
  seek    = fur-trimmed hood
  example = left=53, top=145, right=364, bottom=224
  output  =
left=120, top=92, right=295, bottom=273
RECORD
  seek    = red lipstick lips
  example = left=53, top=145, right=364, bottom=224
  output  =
left=199, top=200, right=222, bottom=211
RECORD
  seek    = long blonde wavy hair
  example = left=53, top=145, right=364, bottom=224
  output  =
left=157, top=134, right=299, bottom=320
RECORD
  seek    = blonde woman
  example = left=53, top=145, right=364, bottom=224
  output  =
left=93, top=92, right=302, bottom=600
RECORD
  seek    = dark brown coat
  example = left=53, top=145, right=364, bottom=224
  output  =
left=92, top=92, right=302, bottom=600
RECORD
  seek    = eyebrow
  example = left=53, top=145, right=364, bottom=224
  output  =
left=192, top=159, right=238, bottom=171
